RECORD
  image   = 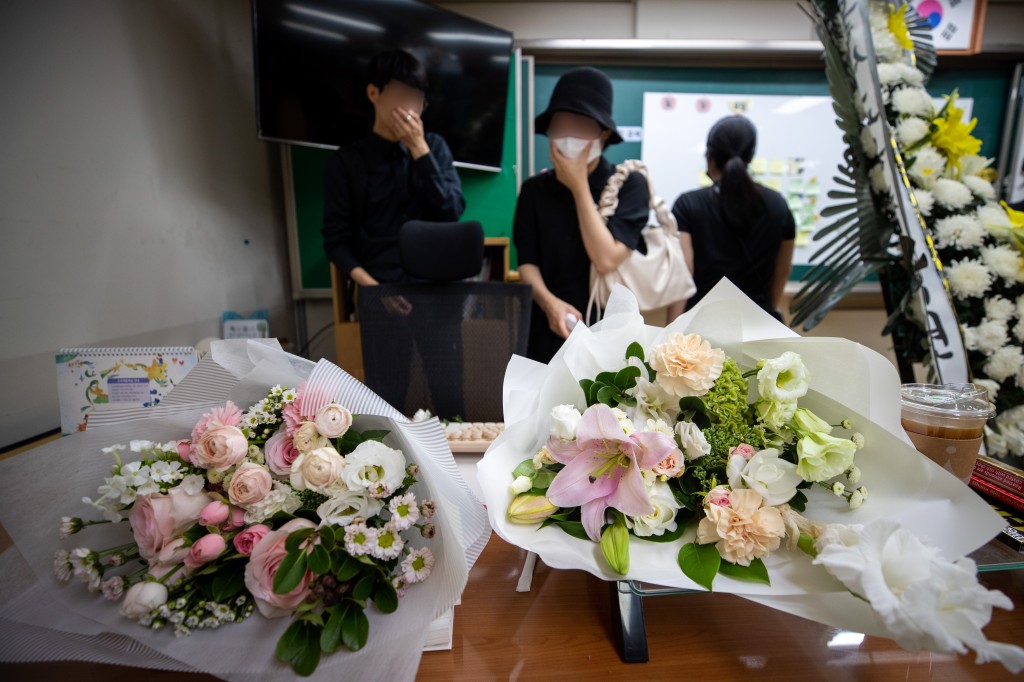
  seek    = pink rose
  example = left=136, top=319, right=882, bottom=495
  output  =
left=705, top=485, right=732, bottom=508
left=184, top=533, right=227, bottom=568
left=228, top=463, right=273, bottom=508
left=221, top=506, right=246, bottom=531
left=244, top=518, right=317, bottom=618
left=192, top=423, right=248, bottom=470
left=199, top=501, right=230, bottom=527
left=729, top=443, right=757, bottom=460
left=129, top=486, right=211, bottom=564
left=176, top=439, right=192, bottom=463
left=233, top=524, right=271, bottom=556
left=265, top=428, right=300, bottom=477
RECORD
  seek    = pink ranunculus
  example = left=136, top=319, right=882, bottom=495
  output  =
left=282, top=383, right=308, bottom=437
left=728, top=443, right=757, bottom=460
left=221, top=506, right=246, bottom=531
left=233, top=524, right=271, bottom=556
left=705, top=485, right=732, bottom=508
left=184, top=533, right=227, bottom=569
left=199, top=501, right=230, bottom=527
left=228, top=463, right=273, bottom=508
left=176, top=439, right=192, bottom=463
left=651, top=449, right=685, bottom=477
left=190, top=401, right=244, bottom=445
left=192, top=423, right=248, bottom=470
left=129, top=486, right=211, bottom=564
left=244, top=517, right=317, bottom=618
left=264, top=428, right=301, bottom=477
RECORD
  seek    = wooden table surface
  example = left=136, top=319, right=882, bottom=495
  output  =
left=2, top=531, right=1023, bottom=681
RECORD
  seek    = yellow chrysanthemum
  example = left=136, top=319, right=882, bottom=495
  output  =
left=932, top=94, right=983, bottom=174
left=887, top=3, right=914, bottom=51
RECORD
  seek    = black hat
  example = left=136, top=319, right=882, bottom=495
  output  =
left=535, top=67, right=622, bottom=145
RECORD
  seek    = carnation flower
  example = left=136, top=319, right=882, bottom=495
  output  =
left=932, top=178, right=974, bottom=209
left=696, top=489, right=785, bottom=567
left=648, top=333, right=726, bottom=398
left=932, top=214, right=985, bottom=251
left=945, top=258, right=992, bottom=298
left=984, top=346, right=1024, bottom=383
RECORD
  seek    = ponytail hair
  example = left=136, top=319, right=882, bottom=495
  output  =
left=706, top=116, right=763, bottom=233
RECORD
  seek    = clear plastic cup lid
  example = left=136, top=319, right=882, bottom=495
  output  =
left=900, top=383, right=996, bottom=420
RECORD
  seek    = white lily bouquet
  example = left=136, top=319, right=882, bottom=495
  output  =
left=0, top=340, right=489, bottom=681
left=478, top=281, right=1024, bottom=672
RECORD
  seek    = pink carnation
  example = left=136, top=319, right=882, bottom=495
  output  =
left=190, top=401, right=244, bottom=444
left=705, top=486, right=732, bottom=507
left=282, top=383, right=308, bottom=437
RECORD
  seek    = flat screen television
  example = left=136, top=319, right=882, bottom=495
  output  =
left=252, top=0, right=513, bottom=171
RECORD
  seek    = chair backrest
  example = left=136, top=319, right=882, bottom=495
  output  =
left=357, top=281, right=532, bottom=421
left=399, top=220, right=484, bottom=281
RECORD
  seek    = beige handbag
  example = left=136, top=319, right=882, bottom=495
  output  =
left=586, top=160, right=696, bottom=321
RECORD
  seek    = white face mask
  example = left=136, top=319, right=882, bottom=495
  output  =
left=553, top=136, right=602, bottom=163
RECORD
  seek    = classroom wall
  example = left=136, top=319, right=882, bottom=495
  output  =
left=0, top=0, right=293, bottom=448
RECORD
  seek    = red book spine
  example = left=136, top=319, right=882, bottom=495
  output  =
left=972, top=459, right=1024, bottom=495
left=969, top=475, right=1024, bottom=513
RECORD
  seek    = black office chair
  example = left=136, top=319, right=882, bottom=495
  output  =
left=358, top=220, right=532, bottom=421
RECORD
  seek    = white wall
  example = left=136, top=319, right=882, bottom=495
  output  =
left=0, top=0, right=293, bottom=448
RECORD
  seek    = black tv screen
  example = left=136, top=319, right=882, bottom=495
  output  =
left=252, top=0, right=513, bottom=171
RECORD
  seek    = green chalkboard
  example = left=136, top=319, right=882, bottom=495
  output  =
left=290, top=57, right=520, bottom=293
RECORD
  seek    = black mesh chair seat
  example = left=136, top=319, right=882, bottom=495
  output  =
left=358, top=281, right=531, bottom=421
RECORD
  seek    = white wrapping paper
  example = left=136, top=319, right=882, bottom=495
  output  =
left=0, top=340, right=490, bottom=680
left=479, top=280, right=1006, bottom=636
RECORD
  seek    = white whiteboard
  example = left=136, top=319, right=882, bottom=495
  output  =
left=640, top=92, right=972, bottom=268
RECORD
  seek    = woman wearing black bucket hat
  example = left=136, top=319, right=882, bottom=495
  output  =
left=513, top=67, right=649, bottom=363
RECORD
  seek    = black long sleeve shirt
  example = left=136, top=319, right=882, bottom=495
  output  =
left=322, top=131, right=466, bottom=283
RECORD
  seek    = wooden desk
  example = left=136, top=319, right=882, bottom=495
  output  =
left=2, top=535, right=1022, bottom=681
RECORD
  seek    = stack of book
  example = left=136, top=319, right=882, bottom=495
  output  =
left=969, top=455, right=1024, bottom=552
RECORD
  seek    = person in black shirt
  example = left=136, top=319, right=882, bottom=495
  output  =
left=322, top=50, right=465, bottom=286
left=669, top=116, right=795, bottom=320
left=514, top=67, right=649, bottom=363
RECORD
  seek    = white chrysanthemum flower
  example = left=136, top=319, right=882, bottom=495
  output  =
left=985, top=296, right=1016, bottom=323
left=388, top=492, right=421, bottom=531
left=963, top=320, right=1008, bottom=355
left=933, top=178, right=974, bottom=209
left=932, top=214, right=986, bottom=251
left=946, top=258, right=993, bottom=298
left=401, top=546, right=435, bottom=584
left=891, top=87, right=934, bottom=118
left=896, top=117, right=930, bottom=147
left=908, top=145, right=946, bottom=189
left=343, top=521, right=377, bottom=557
left=1014, top=318, right=1024, bottom=344
left=369, top=525, right=405, bottom=561
left=959, top=154, right=994, bottom=178
left=915, top=189, right=935, bottom=217
left=860, top=126, right=878, bottom=157
left=975, top=378, right=1001, bottom=402
left=981, top=244, right=1024, bottom=284
left=978, top=203, right=1013, bottom=235
left=962, top=175, right=996, bottom=201
left=984, top=346, right=1024, bottom=383
left=870, top=163, right=890, bottom=195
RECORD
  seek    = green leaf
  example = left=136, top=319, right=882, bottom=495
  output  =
left=718, top=558, right=771, bottom=586
left=276, top=620, right=307, bottom=663
left=320, top=605, right=344, bottom=653
left=789, top=490, right=808, bottom=513
left=625, top=341, right=645, bottom=362
left=285, top=528, right=315, bottom=553
left=308, top=544, right=331, bottom=575
left=512, top=459, right=536, bottom=479
left=579, top=379, right=596, bottom=404
left=596, top=385, right=620, bottom=407
left=273, top=548, right=308, bottom=595
left=338, top=429, right=364, bottom=455
left=613, top=366, right=642, bottom=391
left=318, top=525, right=336, bottom=550
left=531, top=469, right=556, bottom=490
left=352, top=574, right=375, bottom=601
left=210, top=561, right=246, bottom=602
left=677, top=542, right=720, bottom=591
left=181, top=523, right=206, bottom=543
left=341, top=601, right=370, bottom=651
left=678, top=396, right=707, bottom=414
left=540, top=518, right=590, bottom=541
left=373, top=579, right=399, bottom=614
left=595, top=371, right=617, bottom=385
left=292, top=623, right=322, bottom=677
left=333, top=554, right=362, bottom=582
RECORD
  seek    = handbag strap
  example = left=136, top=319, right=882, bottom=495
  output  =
left=596, top=160, right=679, bottom=235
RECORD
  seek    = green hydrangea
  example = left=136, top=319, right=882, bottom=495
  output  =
left=704, top=421, right=766, bottom=460
left=704, top=359, right=750, bottom=426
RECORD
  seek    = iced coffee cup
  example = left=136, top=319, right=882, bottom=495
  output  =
left=900, top=383, right=995, bottom=484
